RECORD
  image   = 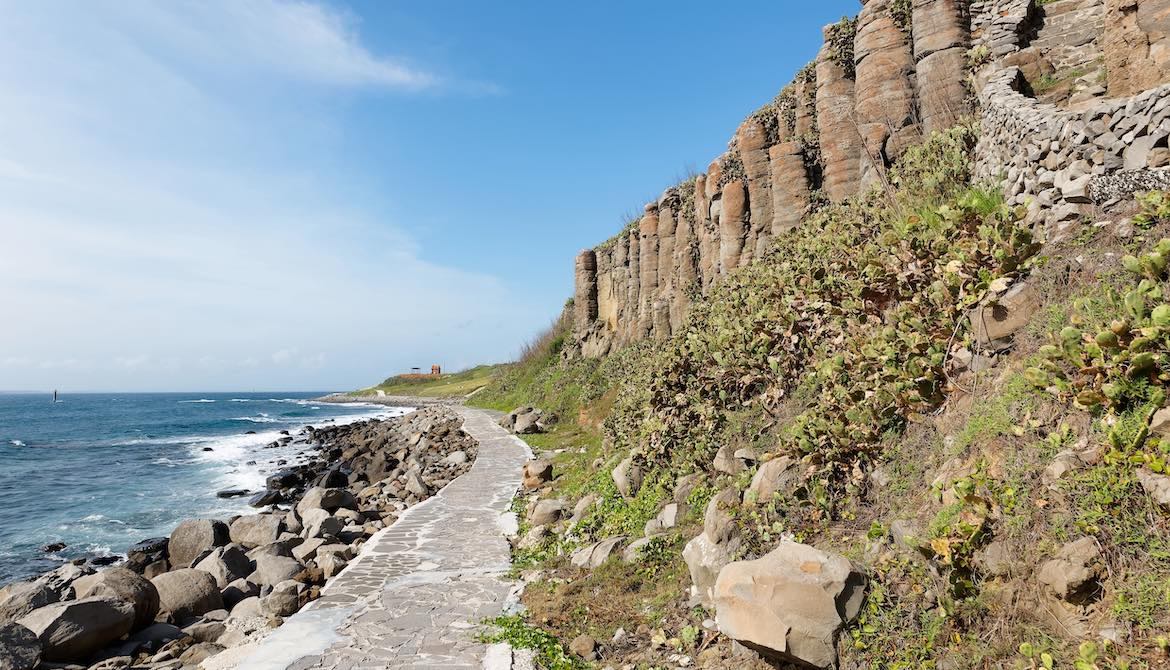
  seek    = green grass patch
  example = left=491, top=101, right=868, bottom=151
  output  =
left=356, top=364, right=506, bottom=398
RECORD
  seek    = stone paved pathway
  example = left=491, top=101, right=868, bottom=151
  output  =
left=207, top=406, right=531, bottom=670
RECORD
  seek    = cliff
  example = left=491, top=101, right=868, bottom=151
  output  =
left=572, top=0, right=1170, bottom=358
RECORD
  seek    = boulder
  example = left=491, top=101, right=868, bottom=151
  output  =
left=682, top=533, right=737, bottom=609
left=569, top=634, right=598, bottom=661
left=194, top=546, right=253, bottom=589
left=0, top=622, right=40, bottom=670
left=703, top=489, right=740, bottom=545
left=17, top=597, right=135, bottom=662
left=317, top=552, right=347, bottom=579
left=260, top=581, right=303, bottom=617
left=220, top=579, right=259, bottom=611
left=1038, top=537, right=1102, bottom=602
left=612, top=456, right=643, bottom=498
left=151, top=570, right=224, bottom=623
left=291, top=538, right=327, bottom=563
left=712, top=445, right=745, bottom=475
left=570, top=537, right=626, bottom=569
left=1137, top=468, right=1170, bottom=507
left=228, top=515, right=283, bottom=549
left=522, top=460, right=553, bottom=490
left=300, top=509, right=343, bottom=540
left=250, top=556, right=303, bottom=587
left=404, top=470, right=429, bottom=498
left=183, top=621, right=225, bottom=644
left=72, top=568, right=160, bottom=629
left=747, top=456, right=797, bottom=504
left=714, top=541, right=866, bottom=669
left=179, top=641, right=224, bottom=665
left=295, top=488, right=357, bottom=516
left=529, top=499, right=567, bottom=527
left=168, top=519, right=230, bottom=570
left=0, top=583, right=58, bottom=624
left=124, top=538, right=168, bottom=574
left=31, top=564, right=92, bottom=600
left=228, top=597, right=262, bottom=621
left=972, top=282, right=1040, bottom=347
left=443, top=451, right=468, bottom=466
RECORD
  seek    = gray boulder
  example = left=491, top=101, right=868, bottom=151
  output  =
left=228, top=515, right=283, bottom=549
left=17, top=597, right=135, bottom=661
left=570, top=537, right=625, bottom=569
left=72, top=568, right=160, bottom=629
left=250, top=555, right=303, bottom=587
left=522, top=460, right=553, bottom=490
left=712, top=445, right=745, bottom=475
left=0, top=622, right=39, bottom=670
left=682, top=532, right=737, bottom=609
left=300, top=509, right=343, bottom=540
left=31, top=564, right=92, bottom=601
left=0, top=583, right=58, bottom=624
left=1038, top=537, right=1102, bottom=602
left=220, top=579, right=259, bottom=611
left=295, top=487, right=357, bottom=516
left=194, top=546, right=253, bottom=588
left=151, top=569, right=224, bottom=623
left=747, top=456, right=797, bottom=504
left=168, top=519, right=230, bottom=569
left=529, top=499, right=567, bottom=527
left=260, top=581, right=303, bottom=617
left=612, top=456, right=643, bottom=498
left=714, top=540, right=866, bottom=669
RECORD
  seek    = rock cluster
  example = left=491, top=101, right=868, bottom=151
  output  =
left=0, top=406, right=477, bottom=670
left=498, top=406, right=556, bottom=435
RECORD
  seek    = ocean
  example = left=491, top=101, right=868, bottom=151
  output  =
left=0, top=392, right=405, bottom=585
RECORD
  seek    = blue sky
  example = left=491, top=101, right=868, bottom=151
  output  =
left=0, top=0, right=855, bottom=392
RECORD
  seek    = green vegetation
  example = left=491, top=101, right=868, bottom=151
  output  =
left=478, top=614, right=584, bottom=670
left=357, top=364, right=505, bottom=398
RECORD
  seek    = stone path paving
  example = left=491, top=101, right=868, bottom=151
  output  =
left=207, top=406, right=531, bottom=670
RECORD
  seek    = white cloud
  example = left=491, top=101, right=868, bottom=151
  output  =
left=0, top=2, right=534, bottom=391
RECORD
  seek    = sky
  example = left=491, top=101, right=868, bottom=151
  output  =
left=0, top=0, right=856, bottom=392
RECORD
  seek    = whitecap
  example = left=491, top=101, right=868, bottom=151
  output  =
left=81, top=514, right=105, bottom=522
left=9, top=440, right=24, bottom=447
left=229, top=398, right=251, bottom=402
left=178, top=399, right=216, bottom=403
left=231, top=416, right=278, bottom=423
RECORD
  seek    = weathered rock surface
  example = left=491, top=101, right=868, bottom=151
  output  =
left=151, top=569, right=224, bottom=623
left=714, top=541, right=866, bottom=669
left=167, top=519, right=229, bottom=570
left=228, top=515, right=283, bottom=549
left=17, top=597, right=134, bottom=661
left=71, top=568, right=159, bottom=629
left=0, top=622, right=39, bottom=670
left=0, top=583, right=57, bottom=624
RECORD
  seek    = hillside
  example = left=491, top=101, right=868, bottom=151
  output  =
left=471, top=1, right=1170, bottom=668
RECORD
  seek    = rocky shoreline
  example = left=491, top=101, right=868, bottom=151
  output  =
left=0, top=405, right=478, bottom=670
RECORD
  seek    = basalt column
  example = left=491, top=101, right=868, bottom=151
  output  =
left=637, top=206, right=660, bottom=339
left=624, top=228, right=640, bottom=344
left=769, top=141, right=811, bottom=234
left=1104, top=0, right=1170, bottom=97
left=855, top=0, right=920, bottom=192
left=693, top=173, right=716, bottom=290
left=655, top=199, right=677, bottom=339
left=913, top=0, right=971, bottom=134
left=597, top=245, right=619, bottom=334
left=574, top=250, right=598, bottom=330
left=735, top=116, right=775, bottom=260
left=816, top=26, right=861, bottom=202
left=794, top=76, right=817, bottom=138
left=672, top=206, right=698, bottom=332
left=719, top=179, right=749, bottom=274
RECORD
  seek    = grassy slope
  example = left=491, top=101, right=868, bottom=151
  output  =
left=354, top=364, right=507, bottom=398
left=475, top=126, right=1170, bottom=669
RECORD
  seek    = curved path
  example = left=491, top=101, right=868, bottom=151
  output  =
left=206, top=406, right=531, bottom=670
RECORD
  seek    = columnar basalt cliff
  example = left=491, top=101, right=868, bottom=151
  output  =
left=573, top=0, right=1170, bottom=357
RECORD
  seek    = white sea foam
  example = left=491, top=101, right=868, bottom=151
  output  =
left=232, top=415, right=278, bottom=423
left=9, top=440, right=24, bottom=447
left=178, top=399, right=216, bottom=403
left=229, top=398, right=252, bottom=402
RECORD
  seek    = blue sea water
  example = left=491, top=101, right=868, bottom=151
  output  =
left=0, top=392, right=400, bottom=585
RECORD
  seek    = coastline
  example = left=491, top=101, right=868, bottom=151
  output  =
left=0, top=403, right=484, bottom=669
left=315, top=392, right=466, bottom=407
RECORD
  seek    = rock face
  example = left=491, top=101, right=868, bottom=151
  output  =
left=816, top=24, right=861, bottom=203
left=914, top=0, right=971, bottom=133
left=1104, top=0, right=1170, bottom=97
left=167, top=519, right=230, bottom=570
left=151, top=569, right=224, bottom=623
left=17, top=597, right=135, bottom=661
left=574, top=250, right=599, bottom=329
left=714, top=541, right=866, bottom=669
left=854, top=0, right=919, bottom=190
left=0, top=583, right=57, bottom=624
left=71, top=568, right=159, bottom=629
left=0, top=622, right=39, bottom=670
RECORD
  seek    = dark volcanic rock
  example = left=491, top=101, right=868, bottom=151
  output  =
left=216, top=489, right=250, bottom=499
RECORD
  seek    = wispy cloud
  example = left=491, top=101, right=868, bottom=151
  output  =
left=0, top=1, right=531, bottom=391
